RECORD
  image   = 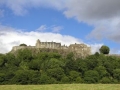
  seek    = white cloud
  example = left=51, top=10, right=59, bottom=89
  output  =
left=110, top=48, right=120, bottom=54
left=90, top=44, right=103, bottom=54
left=0, top=25, right=82, bottom=53
left=51, top=26, right=63, bottom=33
left=36, top=25, right=47, bottom=31
left=87, top=18, right=120, bottom=42
left=0, top=0, right=67, bottom=16
left=0, top=25, right=103, bottom=54
left=63, top=0, right=120, bottom=43
left=63, top=0, right=120, bottom=22
left=1, top=0, right=120, bottom=42
left=1, top=0, right=120, bottom=54
left=36, top=25, right=63, bottom=33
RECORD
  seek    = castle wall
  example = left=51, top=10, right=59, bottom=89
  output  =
left=12, top=46, right=36, bottom=51
left=36, top=41, right=61, bottom=49
left=11, top=39, right=91, bottom=58
left=69, top=44, right=91, bottom=58
left=61, top=45, right=68, bottom=49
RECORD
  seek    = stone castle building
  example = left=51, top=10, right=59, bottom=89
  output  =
left=11, top=39, right=91, bottom=58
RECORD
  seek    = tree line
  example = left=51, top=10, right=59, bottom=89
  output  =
left=0, top=45, right=120, bottom=84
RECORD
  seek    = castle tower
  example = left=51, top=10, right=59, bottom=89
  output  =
left=36, top=39, right=41, bottom=48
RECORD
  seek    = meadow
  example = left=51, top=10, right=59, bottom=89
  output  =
left=0, top=84, right=120, bottom=90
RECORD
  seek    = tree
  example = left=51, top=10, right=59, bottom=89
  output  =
left=94, top=52, right=99, bottom=56
left=94, top=66, right=108, bottom=79
left=61, top=76, right=70, bottom=83
left=99, top=45, right=110, bottom=54
left=29, top=59, right=41, bottom=71
left=69, top=70, right=81, bottom=83
left=5, top=53, right=17, bottom=67
left=76, top=59, right=88, bottom=75
left=86, top=55, right=98, bottom=70
left=84, top=70, right=99, bottom=83
left=13, top=70, right=35, bottom=84
left=0, top=54, right=5, bottom=67
left=16, top=49, right=33, bottom=62
left=19, top=44, right=27, bottom=46
left=66, top=52, right=74, bottom=60
left=47, top=67, right=64, bottom=81
left=0, top=73, right=5, bottom=84
left=39, top=73, right=56, bottom=84
left=44, top=58, right=64, bottom=69
left=113, top=69, right=120, bottom=82
left=100, top=77, right=112, bottom=83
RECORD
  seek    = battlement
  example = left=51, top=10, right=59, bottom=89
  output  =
left=11, top=39, right=91, bottom=58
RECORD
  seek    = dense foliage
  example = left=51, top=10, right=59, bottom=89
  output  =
left=99, top=45, right=110, bottom=54
left=0, top=49, right=120, bottom=84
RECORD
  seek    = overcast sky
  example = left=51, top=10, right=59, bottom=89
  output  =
left=0, top=0, right=120, bottom=54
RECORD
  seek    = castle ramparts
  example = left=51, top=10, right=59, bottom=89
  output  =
left=11, top=39, right=91, bottom=58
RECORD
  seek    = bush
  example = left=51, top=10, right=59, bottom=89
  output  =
left=100, top=77, right=112, bottom=84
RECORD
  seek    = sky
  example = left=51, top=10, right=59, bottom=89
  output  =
left=0, top=0, right=120, bottom=54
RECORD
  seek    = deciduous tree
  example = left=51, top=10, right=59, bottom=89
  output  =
left=99, top=45, right=110, bottom=54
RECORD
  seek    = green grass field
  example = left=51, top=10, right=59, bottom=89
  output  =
left=0, top=84, right=120, bottom=90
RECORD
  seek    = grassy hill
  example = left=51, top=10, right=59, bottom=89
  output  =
left=0, top=84, right=120, bottom=90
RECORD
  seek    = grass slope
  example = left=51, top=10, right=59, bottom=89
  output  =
left=0, top=84, right=120, bottom=90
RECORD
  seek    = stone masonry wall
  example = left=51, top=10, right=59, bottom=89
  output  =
left=11, top=39, right=91, bottom=57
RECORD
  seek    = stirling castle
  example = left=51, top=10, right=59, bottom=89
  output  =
left=11, top=39, right=91, bottom=58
